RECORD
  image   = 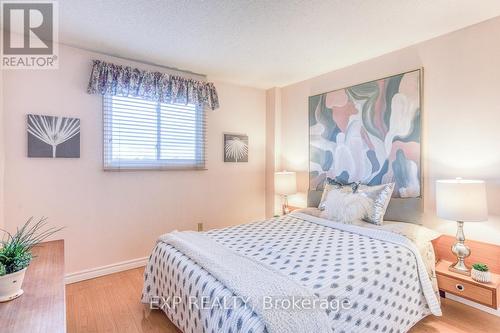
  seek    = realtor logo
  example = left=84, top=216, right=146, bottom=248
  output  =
left=1, top=1, right=58, bottom=69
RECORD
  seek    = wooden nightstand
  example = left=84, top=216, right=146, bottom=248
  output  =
left=275, top=206, right=302, bottom=217
left=436, top=260, right=500, bottom=309
left=287, top=206, right=301, bottom=213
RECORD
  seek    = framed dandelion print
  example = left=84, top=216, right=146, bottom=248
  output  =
left=224, top=133, right=248, bottom=162
left=27, top=114, right=80, bottom=158
left=309, top=69, right=421, bottom=198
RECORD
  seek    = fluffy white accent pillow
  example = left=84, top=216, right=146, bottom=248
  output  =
left=320, top=189, right=371, bottom=223
left=318, top=182, right=354, bottom=210
left=320, top=182, right=395, bottom=225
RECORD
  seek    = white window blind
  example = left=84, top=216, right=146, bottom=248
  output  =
left=103, top=95, right=206, bottom=170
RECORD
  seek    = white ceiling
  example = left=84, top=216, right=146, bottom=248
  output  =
left=60, top=0, right=500, bottom=88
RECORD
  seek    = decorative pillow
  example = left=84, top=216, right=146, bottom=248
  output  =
left=327, top=177, right=361, bottom=192
left=320, top=188, right=371, bottom=223
left=318, top=177, right=361, bottom=210
left=356, top=183, right=395, bottom=225
left=320, top=182, right=395, bottom=225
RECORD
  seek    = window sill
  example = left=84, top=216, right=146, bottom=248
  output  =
left=103, top=167, right=208, bottom=172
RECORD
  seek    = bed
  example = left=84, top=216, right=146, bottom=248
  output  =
left=141, top=70, right=432, bottom=333
left=141, top=208, right=442, bottom=333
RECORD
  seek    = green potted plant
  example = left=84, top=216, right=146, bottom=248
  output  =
left=0, top=217, right=62, bottom=302
left=471, top=263, right=491, bottom=283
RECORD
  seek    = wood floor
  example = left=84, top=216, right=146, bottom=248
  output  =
left=66, top=267, right=500, bottom=333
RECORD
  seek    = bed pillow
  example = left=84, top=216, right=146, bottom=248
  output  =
left=321, top=188, right=371, bottom=223
left=321, top=182, right=395, bottom=225
left=318, top=177, right=360, bottom=210
left=357, top=183, right=395, bottom=225
left=307, top=190, right=323, bottom=208
left=308, top=190, right=423, bottom=224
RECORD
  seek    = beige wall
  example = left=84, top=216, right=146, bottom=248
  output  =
left=2, top=44, right=267, bottom=274
left=279, top=17, right=500, bottom=244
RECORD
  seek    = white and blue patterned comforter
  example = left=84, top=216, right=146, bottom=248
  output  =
left=142, top=213, right=441, bottom=333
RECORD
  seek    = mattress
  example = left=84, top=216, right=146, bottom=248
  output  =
left=142, top=212, right=441, bottom=333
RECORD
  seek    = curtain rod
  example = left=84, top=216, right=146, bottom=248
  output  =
left=60, top=41, right=207, bottom=78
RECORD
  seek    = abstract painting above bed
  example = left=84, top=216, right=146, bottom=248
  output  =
left=309, top=69, right=421, bottom=198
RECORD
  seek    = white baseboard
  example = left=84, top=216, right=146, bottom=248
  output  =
left=65, top=257, right=148, bottom=284
left=445, top=292, right=500, bottom=317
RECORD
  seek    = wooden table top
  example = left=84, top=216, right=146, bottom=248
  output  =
left=0, top=239, right=65, bottom=333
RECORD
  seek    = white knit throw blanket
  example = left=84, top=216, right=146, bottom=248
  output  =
left=159, top=231, right=332, bottom=333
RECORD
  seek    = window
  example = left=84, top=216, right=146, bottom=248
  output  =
left=103, top=95, right=206, bottom=170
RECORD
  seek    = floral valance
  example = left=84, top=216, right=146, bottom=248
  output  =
left=87, top=60, right=219, bottom=110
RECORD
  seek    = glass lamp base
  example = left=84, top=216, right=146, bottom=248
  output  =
left=449, top=220, right=471, bottom=276
left=448, top=263, right=471, bottom=276
left=281, top=195, right=290, bottom=215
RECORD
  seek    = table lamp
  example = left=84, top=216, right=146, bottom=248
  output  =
left=436, top=179, right=488, bottom=275
left=275, top=171, right=297, bottom=215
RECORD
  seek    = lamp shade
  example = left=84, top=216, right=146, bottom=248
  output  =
left=436, top=179, right=488, bottom=222
left=275, top=171, right=297, bottom=195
